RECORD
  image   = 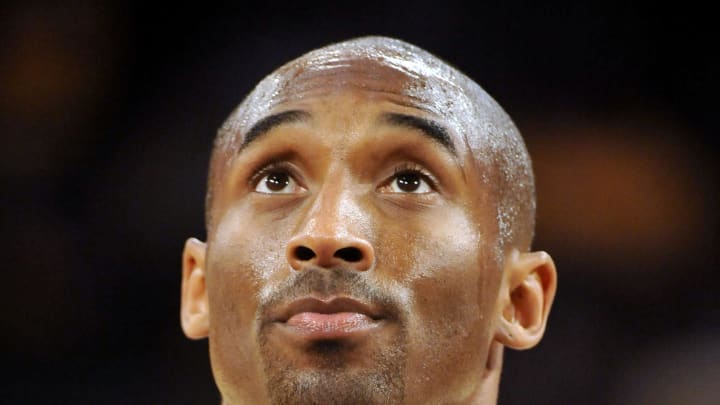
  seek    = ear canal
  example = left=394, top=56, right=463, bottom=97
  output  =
left=502, top=301, right=516, bottom=325
left=510, top=274, right=543, bottom=330
left=496, top=278, right=543, bottom=349
left=494, top=250, right=557, bottom=350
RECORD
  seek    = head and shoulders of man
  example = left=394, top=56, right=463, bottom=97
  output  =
left=181, top=36, right=557, bottom=404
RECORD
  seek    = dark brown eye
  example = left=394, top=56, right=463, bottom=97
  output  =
left=255, top=171, right=301, bottom=194
left=388, top=171, right=431, bottom=193
left=265, top=172, right=289, bottom=191
left=396, top=173, right=421, bottom=192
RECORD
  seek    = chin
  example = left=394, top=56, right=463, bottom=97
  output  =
left=265, top=362, right=404, bottom=405
left=260, top=333, right=407, bottom=405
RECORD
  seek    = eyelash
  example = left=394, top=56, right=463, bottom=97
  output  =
left=248, top=161, right=438, bottom=191
left=249, top=161, right=299, bottom=188
left=390, top=162, right=439, bottom=190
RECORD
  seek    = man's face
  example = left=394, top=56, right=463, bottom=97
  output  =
left=203, top=59, right=504, bottom=404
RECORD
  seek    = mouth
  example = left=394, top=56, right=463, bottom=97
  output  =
left=269, top=296, right=387, bottom=341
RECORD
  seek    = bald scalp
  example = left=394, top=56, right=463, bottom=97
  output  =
left=206, top=36, right=535, bottom=253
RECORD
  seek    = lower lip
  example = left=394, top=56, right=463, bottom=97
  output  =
left=284, top=312, right=380, bottom=340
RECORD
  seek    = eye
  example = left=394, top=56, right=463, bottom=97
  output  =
left=384, top=167, right=435, bottom=194
left=254, top=170, right=302, bottom=194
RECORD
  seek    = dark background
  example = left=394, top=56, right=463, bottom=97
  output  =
left=2, top=2, right=718, bottom=404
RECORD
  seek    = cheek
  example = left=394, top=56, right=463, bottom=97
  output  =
left=204, top=205, right=293, bottom=386
left=378, top=205, right=495, bottom=316
left=208, top=204, right=293, bottom=316
left=377, top=206, right=501, bottom=396
left=410, top=212, right=497, bottom=335
left=218, top=195, right=298, bottom=260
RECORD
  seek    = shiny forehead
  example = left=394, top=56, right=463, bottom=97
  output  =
left=217, top=36, right=515, bottom=157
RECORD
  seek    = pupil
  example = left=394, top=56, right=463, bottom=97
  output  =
left=266, top=172, right=289, bottom=191
left=397, top=173, right=420, bottom=192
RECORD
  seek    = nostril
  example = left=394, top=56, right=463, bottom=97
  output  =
left=334, top=247, right=363, bottom=263
left=295, top=246, right=316, bottom=261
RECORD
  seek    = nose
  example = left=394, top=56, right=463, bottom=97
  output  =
left=287, top=234, right=374, bottom=272
left=286, top=186, right=374, bottom=272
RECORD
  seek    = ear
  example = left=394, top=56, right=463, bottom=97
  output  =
left=494, top=249, right=557, bottom=350
left=181, top=237, right=209, bottom=339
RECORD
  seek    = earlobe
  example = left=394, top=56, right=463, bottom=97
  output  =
left=495, top=250, right=557, bottom=350
left=181, top=237, right=210, bottom=339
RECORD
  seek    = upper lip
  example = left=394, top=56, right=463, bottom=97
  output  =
left=269, top=296, right=386, bottom=323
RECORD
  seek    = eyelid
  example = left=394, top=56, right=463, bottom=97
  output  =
left=397, top=163, right=438, bottom=185
left=383, top=162, right=440, bottom=192
left=249, top=161, right=304, bottom=190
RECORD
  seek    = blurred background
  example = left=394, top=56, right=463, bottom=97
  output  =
left=2, top=1, right=717, bottom=404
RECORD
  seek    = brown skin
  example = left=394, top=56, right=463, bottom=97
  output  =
left=181, top=58, right=557, bottom=404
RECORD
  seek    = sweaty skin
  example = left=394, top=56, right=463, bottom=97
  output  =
left=181, top=37, right=557, bottom=405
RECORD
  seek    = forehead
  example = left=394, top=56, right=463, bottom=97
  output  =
left=265, top=59, right=446, bottom=126
left=219, top=52, right=484, bottom=154
left=277, top=57, right=422, bottom=101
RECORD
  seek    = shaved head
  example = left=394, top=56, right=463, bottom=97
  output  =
left=207, top=36, right=535, bottom=254
left=183, top=36, right=556, bottom=405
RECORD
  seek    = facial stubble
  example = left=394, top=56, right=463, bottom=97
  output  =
left=257, top=269, right=407, bottom=405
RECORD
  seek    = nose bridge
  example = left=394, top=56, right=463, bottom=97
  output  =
left=287, top=172, right=374, bottom=271
left=305, top=176, right=358, bottom=239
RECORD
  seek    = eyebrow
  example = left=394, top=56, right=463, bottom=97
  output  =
left=239, top=110, right=456, bottom=156
left=241, top=110, right=311, bottom=149
left=380, top=112, right=456, bottom=155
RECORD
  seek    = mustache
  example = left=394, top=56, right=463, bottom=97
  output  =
left=258, top=267, right=403, bottom=321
